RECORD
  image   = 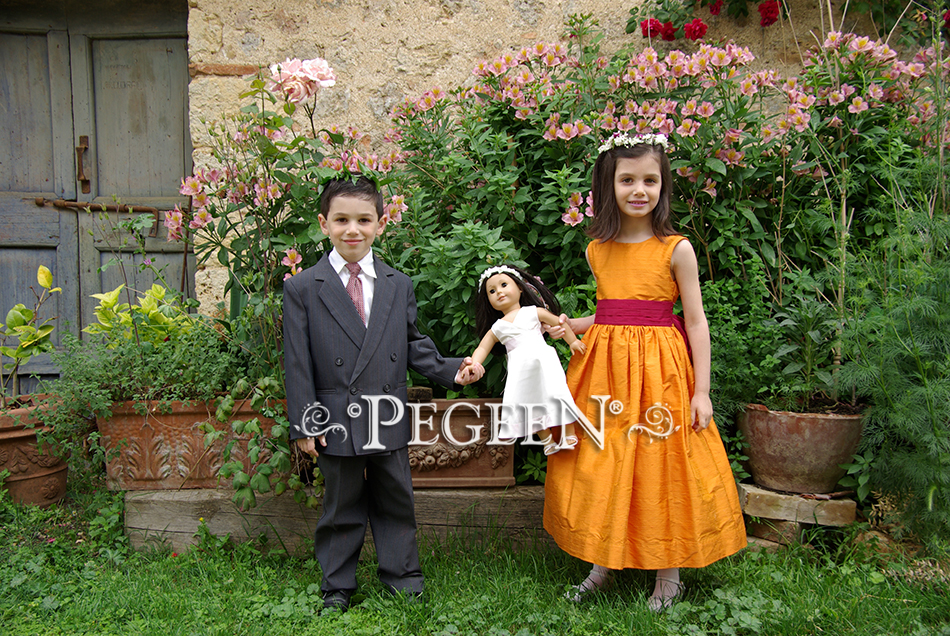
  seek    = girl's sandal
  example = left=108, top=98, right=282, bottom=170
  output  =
left=565, top=567, right=614, bottom=603
left=647, top=577, right=685, bottom=612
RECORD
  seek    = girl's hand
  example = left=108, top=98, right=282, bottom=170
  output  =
left=569, top=339, right=587, bottom=356
left=456, top=358, right=485, bottom=385
left=542, top=314, right=570, bottom=340
left=690, top=393, right=713, bottom=432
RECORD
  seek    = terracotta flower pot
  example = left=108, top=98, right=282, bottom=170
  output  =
left=737, top=403, right=864, bottom=494
left=409, top=397, right=514, bottom=488
left=96, top=399, right=283, bottom=490
left=0, top=397, right=68, bottom=506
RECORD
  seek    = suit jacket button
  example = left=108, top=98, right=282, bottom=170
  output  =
left=335, top=357, right=343, bottom=366
left=390, top=353, right=397, bottom=361
left=350, top=387, right=358, bottom=395
left=383, top=384, right=391, bottom=393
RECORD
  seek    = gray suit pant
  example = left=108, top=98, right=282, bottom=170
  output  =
left=315, top=450, right=424, bottom=595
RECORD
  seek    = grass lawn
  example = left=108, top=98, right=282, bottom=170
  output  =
left=2, top=489, right=948, bottom=636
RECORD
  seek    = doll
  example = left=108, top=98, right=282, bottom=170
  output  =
left=468, top=265, right=586, bottom=454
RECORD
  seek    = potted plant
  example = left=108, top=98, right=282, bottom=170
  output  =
left=0, top=266, right=68, bottom=506
left=735, top=30, right=939, bottom=494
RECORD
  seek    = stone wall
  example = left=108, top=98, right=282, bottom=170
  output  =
left=185, top=0, right=871, bottom=310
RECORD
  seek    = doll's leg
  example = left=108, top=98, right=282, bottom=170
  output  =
left=539, top=431, right=559, bottom=455
left=566, top=563, right=614, bottom=602
left=559, top=422, right=578, bottom=449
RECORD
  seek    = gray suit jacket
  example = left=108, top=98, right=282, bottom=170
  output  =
left=283, top=253, right=463, bottom=456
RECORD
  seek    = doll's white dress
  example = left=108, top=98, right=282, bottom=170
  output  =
left=491, top=306, right=585, bottom=440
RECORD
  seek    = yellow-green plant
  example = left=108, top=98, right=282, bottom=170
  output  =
left=84, top=283, right=195, bottom=347
left=0, top=266, right=60, bottom=407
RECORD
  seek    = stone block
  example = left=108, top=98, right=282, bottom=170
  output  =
left=746, top=518, right=806, bottom=545
left=737, top=482, right=856, bottom=527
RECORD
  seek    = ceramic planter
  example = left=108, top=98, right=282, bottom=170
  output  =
left=0, top=397, right=68, bottom=506
left=738, top=403, right=864, bottom=494
left=97, top=399, right=282, bottom=490
left=409, top=397, right=515, bottom=488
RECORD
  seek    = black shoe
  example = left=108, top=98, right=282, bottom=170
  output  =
left=321, top=589, right=352, bottom=614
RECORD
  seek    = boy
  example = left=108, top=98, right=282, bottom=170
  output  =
left=283, top=175, right=482, bottom=613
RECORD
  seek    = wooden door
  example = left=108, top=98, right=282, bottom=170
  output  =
left=0, top=25, right=80, bottom=393
left=0, top=1, right=191, bottom=394
left=70, top=31, right=194, bottom=326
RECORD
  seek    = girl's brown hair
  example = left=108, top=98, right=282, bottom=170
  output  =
left=585, top=144, right=676, bottom=242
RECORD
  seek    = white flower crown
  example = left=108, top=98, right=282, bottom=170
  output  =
left=597, top=132, right=669, bottom=155
left=478, top=265, right=523, bottom=289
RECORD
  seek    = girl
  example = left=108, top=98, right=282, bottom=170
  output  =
left=469, top=265, right=586, bottom=454
left=542, top=132, right=746, bottom=611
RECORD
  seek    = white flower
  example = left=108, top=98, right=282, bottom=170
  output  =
left=597, top=132, right=669, bottom=154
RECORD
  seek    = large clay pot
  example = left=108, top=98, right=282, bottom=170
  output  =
left=409, top=397, right=514, bottom=488
left=738, top=403, right=864, bottom=494
left=97, top=399, right=283, bottom=490
left=0, top=397, right=68, bottom=506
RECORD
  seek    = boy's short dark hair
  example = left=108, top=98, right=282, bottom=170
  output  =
left=320, top=174, right=384, bottom=219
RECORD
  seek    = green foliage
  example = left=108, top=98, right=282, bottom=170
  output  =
left=516, top=449, right=548, bottom=484
left=663, top=586, right=788, bottom=635
left=83, top=283, right=195, bottom=346
left=840, top=204, right=950, bottom=540
left=719, top=427, right=751, bottom=481
left=838, top=450, right=878, bottom=503
left=703, top=258, right=785, bottom=420
left=0, top=266, right=60, bottom=407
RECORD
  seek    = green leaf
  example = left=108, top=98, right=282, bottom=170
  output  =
left=705, top=157, right=727, bottom=176
left=37, top=265, right=53, bottom=289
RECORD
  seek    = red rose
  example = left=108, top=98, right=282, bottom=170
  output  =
left=661, top=21, right=677, bottom=41
left=641, top=18, right=663, bottom=38
left=709, top=0, right=724, bottom=16
left=758, top=0, right=780, bottom=27
left=684, top=18, right=708, bottom=40
left=944, top=8, right=950, bottom=27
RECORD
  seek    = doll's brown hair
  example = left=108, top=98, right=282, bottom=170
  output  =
left=474, top=266, right=560, bottom=353
left=586, top=143, right=676, bottom=242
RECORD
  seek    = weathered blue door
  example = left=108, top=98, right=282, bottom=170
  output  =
left=0, top=1, right=192, bottom=394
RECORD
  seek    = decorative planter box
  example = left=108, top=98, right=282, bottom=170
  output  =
left=0, top=397, right=68, bottom=506
left=97, top=399, right=282, bottom=491
left=409, top=397, right=514, bottom=488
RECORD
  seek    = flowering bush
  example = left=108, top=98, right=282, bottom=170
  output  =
left=628, top=0, right=709, bottom=41
left=383, top=14, right=949, bottom=412
left=628, top=0, right=781, bottom=42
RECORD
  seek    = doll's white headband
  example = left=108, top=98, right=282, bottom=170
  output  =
left=597, top=132, right=668, bottom=155
left=478, top=265, right=523, bottom=290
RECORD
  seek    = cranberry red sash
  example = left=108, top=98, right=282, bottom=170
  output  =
left=594, top=299, right=692, bottom=359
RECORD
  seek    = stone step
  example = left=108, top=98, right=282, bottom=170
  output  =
left=738, top=482, right=856, bottom=527
left=125, top=486, right=548, bottom=555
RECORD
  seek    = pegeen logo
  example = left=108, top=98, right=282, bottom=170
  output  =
left=296, top=396, right=678, bottom=452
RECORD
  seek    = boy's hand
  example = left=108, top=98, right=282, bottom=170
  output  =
left=542, top=314, right=570, bottom=340
left=569, top=339, right=587, bottom=356
left=455, top=357, right=485, bottom=385
left=295, top=435, right=326, bottom=458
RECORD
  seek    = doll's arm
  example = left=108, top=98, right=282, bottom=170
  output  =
left=671, top=239, right=713, bottom=432
left=538, top=308, right=586, bottom=355
left=470, top=330, right=499, bottom=367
